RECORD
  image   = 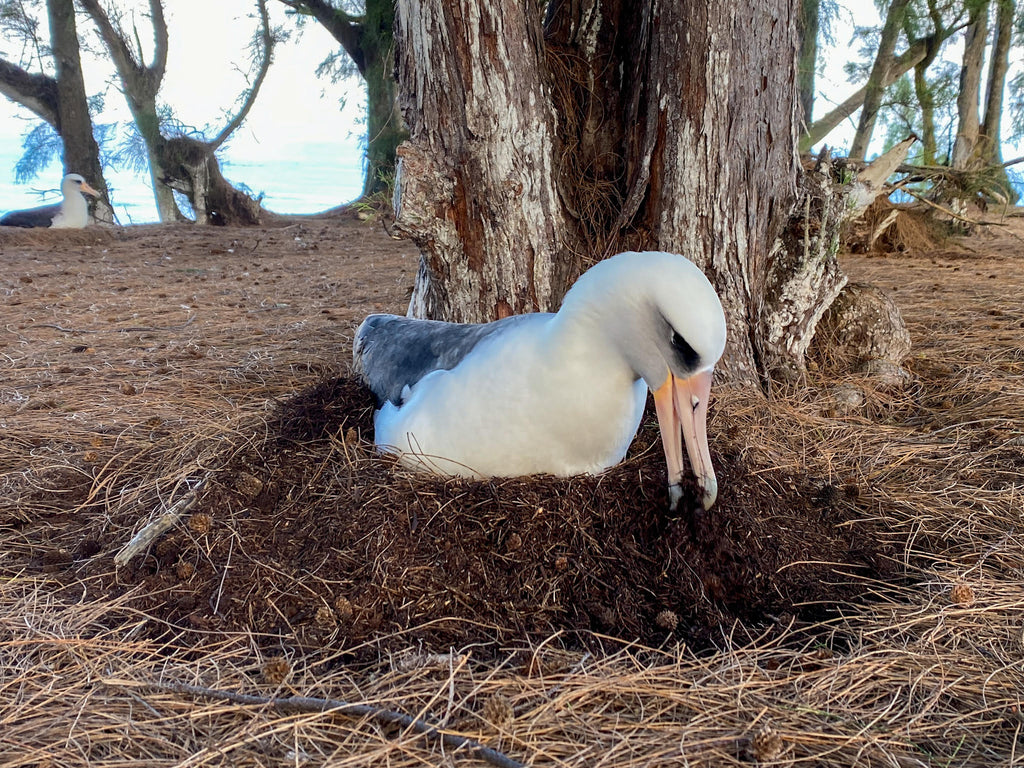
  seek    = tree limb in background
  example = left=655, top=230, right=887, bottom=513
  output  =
left=799, top=20, right=966, bottom=153
left=80, top=0, right=177, bottom=219
left=211, top=0, right=276, bottom=149
left=849, top=0, right=910, bottom=161
left=276, top=0, right=406, bottom=198
left=278, top=0, right=366, bottom=73
left=0, top=58, right=59, bottom=126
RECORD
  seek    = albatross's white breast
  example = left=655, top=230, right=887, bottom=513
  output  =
left=373, top=312, right=648, bottom=478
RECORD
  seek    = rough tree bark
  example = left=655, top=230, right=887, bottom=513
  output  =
left=394, top=0, right=571, bottom=323
left=394, top=0, right=854, bottom=385
left=951, top=0, right=990, bottom=170
left=849, top=0, right=910, bottom=162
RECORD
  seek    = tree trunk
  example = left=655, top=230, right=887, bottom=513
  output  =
left=798, top=0, right=820, bottom=128
left=849, top=0, right=910, bottom=162
left=361, top=0, right=406, bottom=198
left=394, top=0, right=850, bottom=386
left=139, top=118, right=185, bottom=222
left=394, top=0, right=572, bottom=323
left=46, top=0, right=108, bottom=204
left=978, top=0, right=1016, bottom=200
left=161, top=137, right=264, bottom=225
left=951, top=0, right=990, bottom=170
left=913, top=61, right=938, bottom=164
left=642, top=0, right=803, bottom=383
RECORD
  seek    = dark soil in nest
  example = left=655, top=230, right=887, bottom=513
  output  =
left=42, top=376, right=899, bottom=659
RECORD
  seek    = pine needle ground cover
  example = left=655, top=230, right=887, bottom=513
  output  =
left=2, top=212, right=1023, bottom=766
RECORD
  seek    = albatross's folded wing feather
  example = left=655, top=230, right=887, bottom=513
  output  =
left=353, top=313, right=543, bottom=405
left=0, top=202, right=60, bottom=228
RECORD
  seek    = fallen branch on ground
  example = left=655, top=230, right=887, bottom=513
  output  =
left=114, top=475, right=211, bottom=567
left=144, top=681, right=526, bottom=768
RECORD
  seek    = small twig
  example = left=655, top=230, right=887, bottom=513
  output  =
left=899, top=187, right=980, bottom=226
left=114, top=475, right=210, bottom=567
left=149, top=682, right=526, bottom=768
left=29, top=315, right=197, bottom=335
left=210, top=534, right=234, bottom=616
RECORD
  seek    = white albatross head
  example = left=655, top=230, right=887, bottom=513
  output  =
left=62, top=173, right=100, bottom=200
left=561, top=251, right=727, bottom=510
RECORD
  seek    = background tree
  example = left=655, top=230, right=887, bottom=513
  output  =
left=849, top=0, right=911, bottom=161
left=977, top=0, right=1018, bottom=199
left=47, top=0, right=105, bottom=199
left=951, top=0, right=990, bottom=169
left=80, top=0, right=277, bottom=224
left=277, top=0, right=405, bottom=198
left=902, top=0, right=958, bottom=164
left=800, top=0, right=965, bottom=153
left=799, top=0, right=823, bottom=126
left=0, top=0, right=109, bottom=203
left=394, top=0, right=847, bottom=384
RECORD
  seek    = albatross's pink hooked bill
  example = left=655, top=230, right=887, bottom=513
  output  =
left=353, top=251, right=727, bottom=511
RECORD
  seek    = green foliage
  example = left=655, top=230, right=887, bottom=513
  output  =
left=1008, top=70, right=1024, bottom=145
left=315, top=48, right=361, bottom=83
left=880, top=62, right=958, bottom=159
left=14, top=120, right=61, bottom=182
left=844, top=25, right=881, bottom=83
left=818, top=0, right=842, bottom=46
left=0, top=0, right=50, bottom=71
left=112, top=121, right=150, bottom=174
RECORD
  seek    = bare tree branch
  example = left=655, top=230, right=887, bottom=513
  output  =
left=277, top=0, right=366, bottom=73
left=148, top=0, right=169, bottom=85
left=78, top=0, right=141, bottom=83
left=0, top=57, right=59, bottom=126
left=211, top=0, right=275, bottom=149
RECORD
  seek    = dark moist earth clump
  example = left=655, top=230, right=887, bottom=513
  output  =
left=46, top=377, right=894, bottom=658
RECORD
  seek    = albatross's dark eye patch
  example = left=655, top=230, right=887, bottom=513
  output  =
left=671, top=330, right=700, bottom=370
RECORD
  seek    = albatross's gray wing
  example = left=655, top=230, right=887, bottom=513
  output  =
left=353, top=313, right=546, bottom=405
left=0, top=202, right=61, bottom=228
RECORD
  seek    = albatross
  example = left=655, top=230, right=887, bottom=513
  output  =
left=0, top=173, right=99, bottom=229
left=353, top=250, right=727, bottom=510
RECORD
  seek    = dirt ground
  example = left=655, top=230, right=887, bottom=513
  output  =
left=1, top=210, right=1022, bottom=661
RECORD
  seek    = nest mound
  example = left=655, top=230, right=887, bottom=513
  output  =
left=36, top=377, right=897, bottom=659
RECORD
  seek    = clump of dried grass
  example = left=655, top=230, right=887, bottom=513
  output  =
left=849, top=198, right=940, bottom=254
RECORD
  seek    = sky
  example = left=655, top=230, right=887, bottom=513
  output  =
left=0, top=1, right=1020, bottom=222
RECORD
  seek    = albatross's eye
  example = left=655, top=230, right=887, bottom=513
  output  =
left=671, top=330, right=699, bottom=370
